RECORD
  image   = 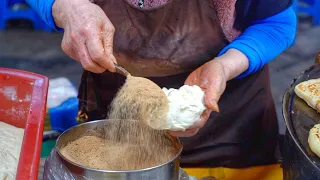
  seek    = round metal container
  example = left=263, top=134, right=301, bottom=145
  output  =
left=55, top=119, right=184, bottom=180
left=282, top=64, right=320, bottom=180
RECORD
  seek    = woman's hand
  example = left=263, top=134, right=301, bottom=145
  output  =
left=169, top=60, right=227, bottom=137
left=52, top=0, right=116, bottom=73
left=170, top=49, right=249, bottom=137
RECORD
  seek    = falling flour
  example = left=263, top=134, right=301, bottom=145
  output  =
left=108, top=75, right=169, bottom=129
left=60, top=75, right=179, bottom=170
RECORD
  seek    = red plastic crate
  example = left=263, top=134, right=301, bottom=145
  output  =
left=0, top=68, right=49, bottom=180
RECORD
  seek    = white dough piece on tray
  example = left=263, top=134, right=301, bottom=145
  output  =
left=0, top=122, right=25, bottom=180
left=295, top=78, right=320, bottom=112
left=309, top=124, right=320, bottom=158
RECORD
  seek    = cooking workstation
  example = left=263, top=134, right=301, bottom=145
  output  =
left=0, top=66, right=207, bottom=180
left=1, top=0, right=320, bottom=179
left=282, top=55, right=320, bottom=180
left=1, top=52, right=320, bottom=180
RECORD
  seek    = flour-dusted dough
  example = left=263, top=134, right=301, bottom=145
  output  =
left=0, top=122, right=25, bottom=180
left=161, top=85, right=206, bottom=131
left=295, top=79, right=320, bottom=112
left=308, top=124, right=320, bottom=158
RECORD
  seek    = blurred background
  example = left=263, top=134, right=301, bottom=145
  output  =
left=0, top=0, right=320, bottom=136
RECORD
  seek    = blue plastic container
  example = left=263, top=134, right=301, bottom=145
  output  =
left=0, top=0, right=52, bottom=31
left=49, top=97, right=79, bottom=132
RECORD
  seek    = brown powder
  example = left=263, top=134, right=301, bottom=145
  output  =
left=60, top=76, right=177, bottom=171
left=108, top=75, right=169, bottom=129
left=61, top=120, right=178, bottom=170
left=60, top=135, right=175, bottom=170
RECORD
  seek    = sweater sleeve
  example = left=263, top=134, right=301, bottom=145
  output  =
left=25, top=0, right=63, bottom=31
left=218, top=6, right=297, bottom=79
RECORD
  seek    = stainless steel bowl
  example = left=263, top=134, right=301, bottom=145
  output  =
left=55, top=119, right=183, bottom=180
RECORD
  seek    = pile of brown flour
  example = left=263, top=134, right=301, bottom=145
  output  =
left=61, top=120, right=177, bottom=170
left=61, top=135, right=176, bottom=170
left=60, top=76, right=177, bottom=170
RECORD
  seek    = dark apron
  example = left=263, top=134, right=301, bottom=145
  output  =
left=77, top=0, right=279, bottom=168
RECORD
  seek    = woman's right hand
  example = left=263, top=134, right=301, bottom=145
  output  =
left=52, top=0, right=116, bottom=73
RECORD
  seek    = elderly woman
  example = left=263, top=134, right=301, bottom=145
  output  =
left=27, top=0, right=296, bottom=167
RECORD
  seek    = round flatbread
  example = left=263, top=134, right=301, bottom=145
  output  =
left=308, top=124, right=320, bottom=157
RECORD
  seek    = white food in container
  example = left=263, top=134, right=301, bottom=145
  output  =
left=0, top=122, right=25, bottom=180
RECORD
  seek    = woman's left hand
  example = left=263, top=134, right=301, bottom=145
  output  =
left=169, top=60, right=227, bottom=137
left=169, top=49, right=249, bottom=137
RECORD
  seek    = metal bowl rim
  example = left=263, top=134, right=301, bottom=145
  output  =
left=55, top=119, right=183, bottom=173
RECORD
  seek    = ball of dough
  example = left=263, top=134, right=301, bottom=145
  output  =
left=308, top=124, right=320, bottom=157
